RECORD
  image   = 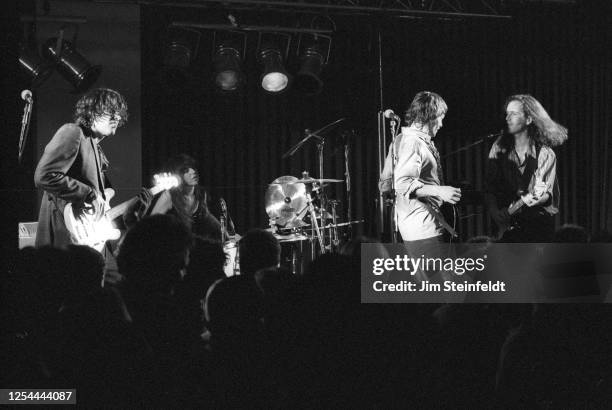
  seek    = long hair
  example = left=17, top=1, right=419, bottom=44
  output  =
left=404, top=91, right=448, bottom=130
left=501, top=94, right=568, bottom=150
left=73, top=88, right=128, bottom=128
left=164, top=154, right=209, bottom=226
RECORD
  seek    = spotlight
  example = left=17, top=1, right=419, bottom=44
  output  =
left=42, top=37, right=101, bottom=92
left=259, top=48, right=289, bottom=92
left=19, top=46, right=54, bottom=88
left=214, top=46, right=242, bottom=91
left=295, top=34, right=331, bottom=96
left=163, top=27, right=201, bottom=68
left=257, top=33, right=291, bottom=93
left=212, top=32, right=246, bottom=92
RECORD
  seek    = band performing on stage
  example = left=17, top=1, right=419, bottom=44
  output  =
left=12, top=2, right=612, bottom=407
left=30, top=87, right=569, bottom=277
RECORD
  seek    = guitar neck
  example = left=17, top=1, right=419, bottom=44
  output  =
left=507, top=198, right=525, bottom=216
left=106, top=185, right=167, bottom=221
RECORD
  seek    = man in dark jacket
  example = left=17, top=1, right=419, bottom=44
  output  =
left=34, top=88, right=128, bottom=248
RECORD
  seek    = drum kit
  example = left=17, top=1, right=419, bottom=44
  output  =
left=263, top=173, right=362, bottom=274
left=267, top=118, right=364, bottom=270
left=223, top=118, right=363, bottom=276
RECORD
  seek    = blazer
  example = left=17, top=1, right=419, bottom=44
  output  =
left=34, top=123, right=109, bottom=247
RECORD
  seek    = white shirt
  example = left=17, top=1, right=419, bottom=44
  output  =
left=379, top=126, right=444, bottom=241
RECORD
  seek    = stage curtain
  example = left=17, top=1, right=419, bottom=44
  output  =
left=141, top=5, right=611, bottom=239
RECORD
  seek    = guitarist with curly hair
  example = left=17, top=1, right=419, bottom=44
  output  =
left=34, top=87, right=129, bottom=249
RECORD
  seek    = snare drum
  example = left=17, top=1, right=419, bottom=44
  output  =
left=223, top=241, right=240, bottom=277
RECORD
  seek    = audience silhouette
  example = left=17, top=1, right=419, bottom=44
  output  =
left=4, top=220, right=612, bottom=407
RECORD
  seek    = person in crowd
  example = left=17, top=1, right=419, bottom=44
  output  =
left=238, top=229, right=281, bottom=277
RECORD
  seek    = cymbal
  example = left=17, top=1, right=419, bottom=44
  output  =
left=265, top=176, right=308, bottom=226
left=274, top=232, right=309, bottom=243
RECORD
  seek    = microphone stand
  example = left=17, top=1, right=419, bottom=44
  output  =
left=438, top=130, right=502, bottom=241
left=388, top=118, right=401, bottom=243
left=18, top=97, right=34, bottom=164
left=442, top=131, right=503, bottom=159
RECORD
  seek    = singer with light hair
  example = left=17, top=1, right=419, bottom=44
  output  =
left=486, top=94, right=568, bottom=242
left=379, top=91, right=461, bottom=248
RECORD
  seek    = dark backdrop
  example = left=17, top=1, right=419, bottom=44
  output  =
left=141, top=2, right=611, bottom=239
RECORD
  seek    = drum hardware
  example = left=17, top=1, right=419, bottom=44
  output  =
left=322, top=220, right=364, bottom=229
left=281, top=118, right=346, bottom=160
left=282, top=118, right=346, bottom=251
left=329, top=200, right=340, bottom=251
left=299, top=220, right=364, bottom=236
left=305, top=191, right=326, bottom=255
left=292, top=177, right=344, bottom=184
left=343, top=133, right=353, bottom=239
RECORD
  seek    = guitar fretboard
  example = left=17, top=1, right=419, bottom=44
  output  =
left=105, top=185, right=169, bottom=221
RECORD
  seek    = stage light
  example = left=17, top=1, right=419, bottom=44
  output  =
left=257, top=33, right=291, bottom=93
left=214, top=45, right=243, bottom=91
left=295, top=34, right=331, bottom=95
left=42, top=37, right=101, bottom=92
left=19, top=46, right=54, bottom=88
left=259, top=48, right=289, bottom=92
left=212, top=31, right=246, bottom=92
left=163, top=27, right=201, bottom=68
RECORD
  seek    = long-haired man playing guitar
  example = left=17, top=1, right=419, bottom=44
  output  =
left=34, top=88, right=128, bottom=248
left=486, top=94, right=568, bottom=242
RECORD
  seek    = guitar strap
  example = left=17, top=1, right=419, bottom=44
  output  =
left=89, top=138, right=107, bottom=199
left=422, top=201, right=458, bottom=238
left=519, top=143, right=542, bottom=192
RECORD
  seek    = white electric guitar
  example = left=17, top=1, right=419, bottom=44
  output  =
left=64, top=173, right=179, bottom=252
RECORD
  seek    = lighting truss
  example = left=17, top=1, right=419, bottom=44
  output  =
left=128, top=0, right=512, bottom=19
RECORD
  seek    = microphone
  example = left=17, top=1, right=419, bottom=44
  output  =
left=21, top=89, right=33, bottom=104
left=383, top=109, right=401, bottom=122
left=485, top=130, right=504, bottom=139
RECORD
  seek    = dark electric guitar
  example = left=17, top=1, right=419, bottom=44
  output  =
left=495, top=181, right=546, bottom=239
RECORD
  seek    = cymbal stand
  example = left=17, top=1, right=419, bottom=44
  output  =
left=306, top=192, right=325, bottom=255
left=329, top=200, right=340, bottom=252
left=316, top=139, right=327, bottom=251
left=344, top=139, right=352, bottom=239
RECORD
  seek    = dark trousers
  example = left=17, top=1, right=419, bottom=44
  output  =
left=500, top=209, right=555, bottom=243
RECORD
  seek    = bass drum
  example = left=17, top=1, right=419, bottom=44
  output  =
left=223, top=241, right=240, bottom=277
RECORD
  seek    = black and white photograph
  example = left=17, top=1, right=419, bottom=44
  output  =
left=2, top=0, right=612, bottom=407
